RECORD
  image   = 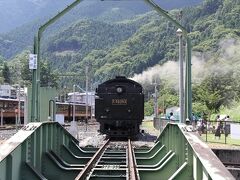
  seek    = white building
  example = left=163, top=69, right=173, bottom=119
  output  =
left=0, top=85, right=17, bottom=99
left=68, top=91, right=95, bottom=117
left=68, top=91, right=95, bottom=105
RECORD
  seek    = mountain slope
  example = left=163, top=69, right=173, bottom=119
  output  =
left=43, top=18, right=144, bottom=71
left=0, top=0, right=202, bottom=59
left=0, top=0, right=73, bottom=33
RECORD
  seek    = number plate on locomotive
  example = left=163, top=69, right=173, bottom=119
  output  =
left=112, top=99, right=127, bottom=105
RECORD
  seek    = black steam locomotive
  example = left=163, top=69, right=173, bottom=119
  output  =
left=95, top=76, right=144, bottom=137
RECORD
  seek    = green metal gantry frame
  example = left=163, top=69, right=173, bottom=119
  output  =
left=31, top=0, right=192, bottom=123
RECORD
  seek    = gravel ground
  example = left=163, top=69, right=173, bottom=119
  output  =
left=0, top=121, right=159, bottom=148
left=0, top=128, right=18, bottom=144
left=73, top=122, right=107, bottom=147
left=67, top=121, right=159, bottom=148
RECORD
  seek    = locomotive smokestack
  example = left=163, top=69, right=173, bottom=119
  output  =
left=116, top=76, right=126, bottom=79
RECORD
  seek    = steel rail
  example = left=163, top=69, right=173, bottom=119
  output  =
left=75, top=139, right=110, bottom=180
left=128, top=139, right=139, bottom=180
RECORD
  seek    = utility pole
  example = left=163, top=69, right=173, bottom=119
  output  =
left=90, top=79, right=93, bottom=120
left=70, top=84, right=78, bottom=139
left=154, top=82, right=158, bottom=119
left=85, top=64, right=88, bottom=131
left=177, top=28, right=184, bottom=123
left=18, top=84, right=21, bottom=126
left=1, top=109, right=3, bottom=126
left=17, top=59, right=21, bottom=127
left=73, top=84, right=76, bottom=122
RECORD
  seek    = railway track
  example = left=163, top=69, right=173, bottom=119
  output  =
left=0, top=125, right=18, bottom=144
left=75, top=139, right=139, bottom=180
left=223, top=161, right=240, bottom=171
left=0, top=125, right=22, bottom=130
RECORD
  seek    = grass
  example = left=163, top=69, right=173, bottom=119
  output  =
left=141, top=120, right=240, bottom=148
left=200, top=133, right=240, bottom=147
left=211, top=101, right=240, bottom=121
left=141, top=120, right=154, bottom=128
left=141, top=120, right=160, bottom=135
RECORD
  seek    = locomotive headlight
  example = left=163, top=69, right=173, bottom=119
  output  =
left=116, top=87, right=123, bottom=93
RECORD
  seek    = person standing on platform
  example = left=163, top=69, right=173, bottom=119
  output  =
left=224, top=115, right=231, bottom=137
left=192, top=113, right=197, bottom=129
left=215, top=115, right=221, bottom=139
left=169, top=112, right=176, bottom=122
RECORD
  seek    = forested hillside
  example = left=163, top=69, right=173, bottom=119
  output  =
left=43, top=13, right=159, bottom=75
left=44, top=19, right=141, bottom=69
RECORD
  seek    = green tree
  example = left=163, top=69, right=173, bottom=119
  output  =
left=8, top=50, right=59, bottom=87
left=192, top=102, right=209, bottom=117
left=40, top=62, right=59, bottom=88
left=17, top=52, right=32, bottom=86
left=193, top=71, right=235, bottom=114
left=144, top=100, right=154, bottom=116
left=2, top=63, right=11, bottom=84
left=158, top=82, right=179, bottom=110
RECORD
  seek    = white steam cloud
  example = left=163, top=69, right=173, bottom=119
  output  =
left=131, top=38, right=240, bottom=87
left=131, top=61, right=179, bottom=88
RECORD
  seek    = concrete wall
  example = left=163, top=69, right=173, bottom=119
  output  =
left=212, top=149, right=240, bottom=179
